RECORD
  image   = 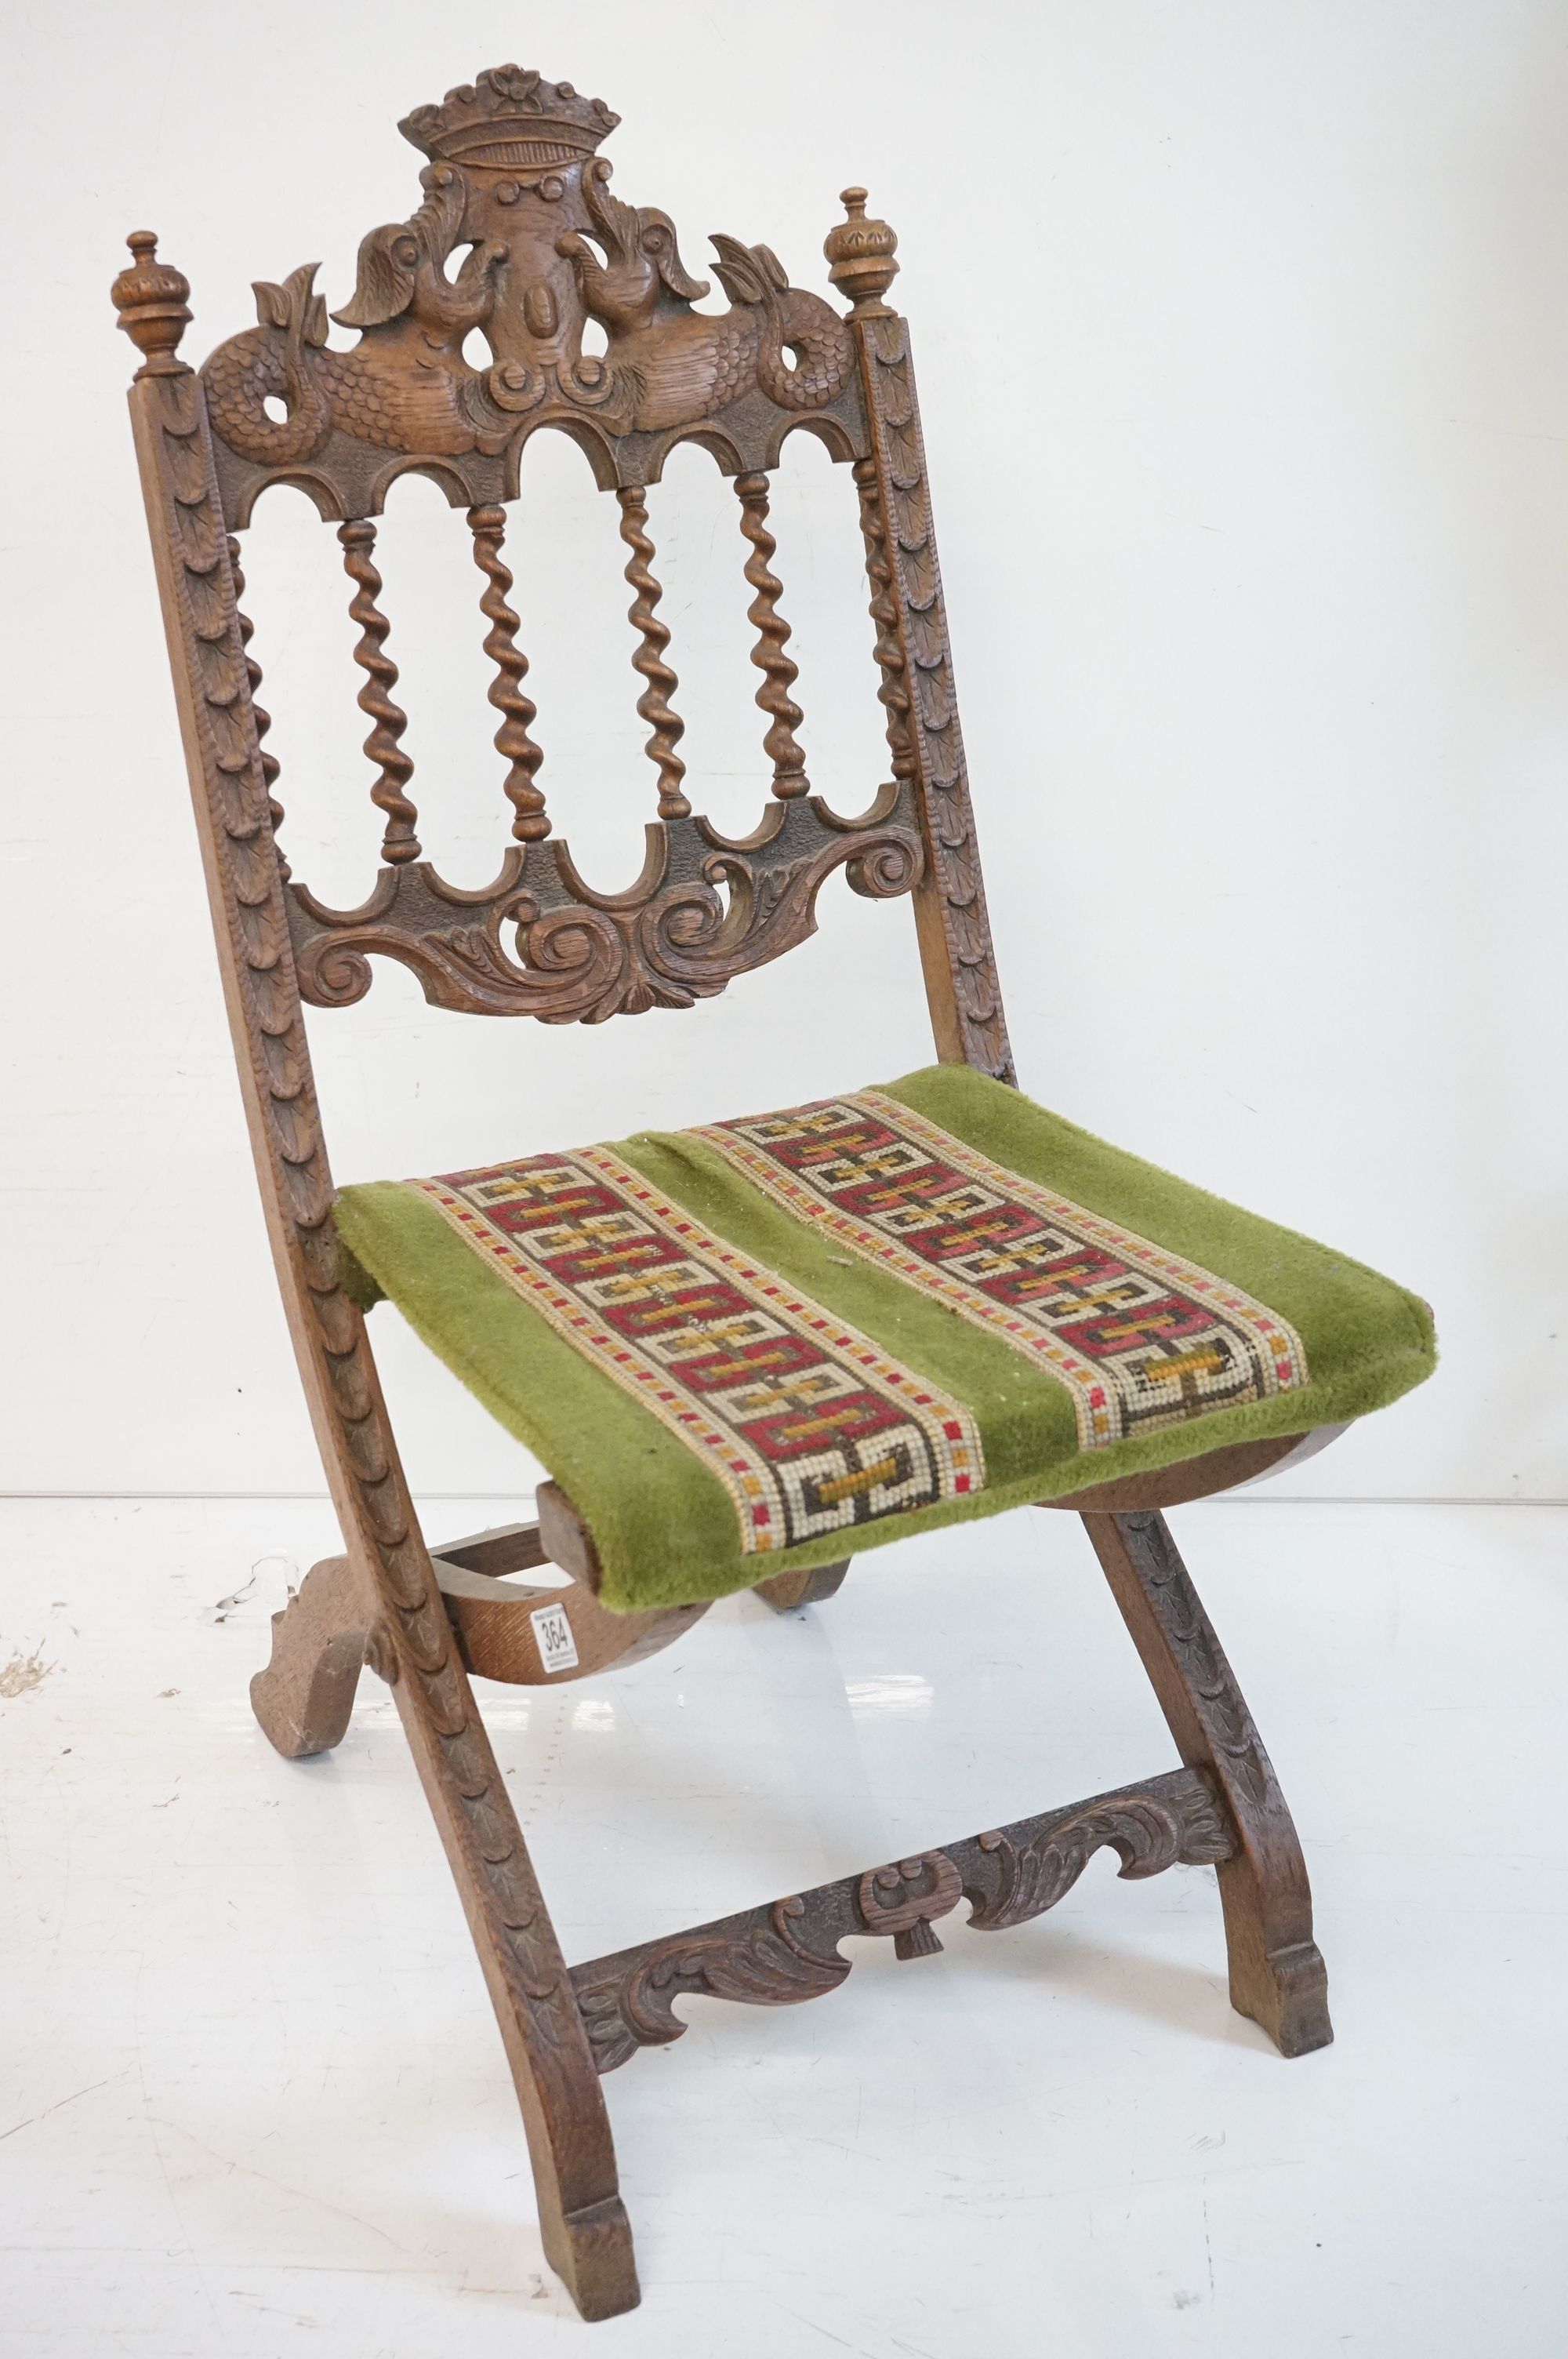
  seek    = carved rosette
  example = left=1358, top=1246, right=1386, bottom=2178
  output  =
left=857, top=1852, right=964, bottom=1957
left=570, top=1768, right=1234, bottom=2072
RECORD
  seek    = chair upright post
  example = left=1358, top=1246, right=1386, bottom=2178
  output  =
left=117, top=248, right=641, bottom=2322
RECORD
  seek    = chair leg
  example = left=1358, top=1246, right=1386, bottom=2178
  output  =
left=753, top=1559, right=851, bottom=1613
left=249, top=1543, right=641, bottom=2317
left=250, top=1554, right=377, bottom=1758
left=384, top=1617, right=641, bottom=2320
left=1081, top=1509, right=1333, bottom=2058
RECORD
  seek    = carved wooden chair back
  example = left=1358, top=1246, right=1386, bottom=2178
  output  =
left=117, top=65, right=1010, bottom=1070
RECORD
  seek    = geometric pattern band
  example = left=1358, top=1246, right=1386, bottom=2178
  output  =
left=407, top=1142, right=984, bottom=1558
left=696, top=1091, right=1309, bottom=1452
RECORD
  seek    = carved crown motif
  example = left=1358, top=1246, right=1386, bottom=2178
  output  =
left=400, top=64, right=619, bottom=173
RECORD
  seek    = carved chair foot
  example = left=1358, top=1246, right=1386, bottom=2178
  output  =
left=1083, top=1510, right=1334, bottom=2061
left=1227, top=1931, right=1334, bottom=2058
left=753, top=1559, right=850, bottom=1614
left=545, top=2194, right=641, bottom=2324
left=249, top=1554, right=377, bottom=1758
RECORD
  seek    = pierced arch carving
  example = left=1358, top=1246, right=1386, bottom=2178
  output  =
left=125, top=64, right=1005, bottom=1049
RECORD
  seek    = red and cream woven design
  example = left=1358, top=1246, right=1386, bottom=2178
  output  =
left=698, top=1092, right=1308, bottom=1449
left=409, top=1143, right=983, bottom=1554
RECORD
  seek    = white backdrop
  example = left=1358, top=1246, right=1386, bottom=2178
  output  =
left=4, top=0, right=1566, bottom=1503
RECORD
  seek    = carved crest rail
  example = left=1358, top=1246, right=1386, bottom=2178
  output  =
left=199, top=65, right=872, bottom=521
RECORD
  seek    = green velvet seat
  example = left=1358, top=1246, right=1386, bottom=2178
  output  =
left=335, top=1063, right=1434, bottom=1613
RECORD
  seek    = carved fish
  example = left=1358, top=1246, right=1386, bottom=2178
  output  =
left=556, top=174, right=852, bottom=432
left=201, top=168, right=509, bottom=463
left=201, top=149, right=854, bottom=467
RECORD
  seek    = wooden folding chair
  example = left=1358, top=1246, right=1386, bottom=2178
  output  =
left=115, top=61, right=1435, bottom=2321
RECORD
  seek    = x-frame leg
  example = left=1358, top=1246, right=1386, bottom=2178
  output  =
left=249, top=1496, right=1330, bottom=2323
left=1082, top=1507, right=1334, bottom=2055
left=252, top=1534, right=641, bottom=2318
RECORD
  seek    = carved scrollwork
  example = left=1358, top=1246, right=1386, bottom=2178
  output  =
left=965, top=1782, right=1234, bottom=1933
left=286, top=785, right=923, bottom=1023
left=200, top=65, right=869, bottom=522
left=570, top=1768, right=1236, bottom=2072
left=608, top=1896, right=851, bottom=2055
left=846, top=832, right=922, bottom=900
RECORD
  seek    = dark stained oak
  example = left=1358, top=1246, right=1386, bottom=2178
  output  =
left=116, top=59, right=1339, bottom=2325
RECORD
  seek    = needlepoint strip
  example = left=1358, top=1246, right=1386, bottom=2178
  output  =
left=695, top=1091, right=1308, bottom=1450
left=407, top=1143, right=983, bottom=1555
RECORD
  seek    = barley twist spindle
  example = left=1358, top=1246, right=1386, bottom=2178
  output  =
left=734, top=470, right=808, bottom=799
left=467, top=504, right=548, bottom=842
left=616, top=485, right=690, bottom=821
left=337, top=519, right=419, bottom=864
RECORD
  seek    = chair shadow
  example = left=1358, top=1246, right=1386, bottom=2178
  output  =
left=945, top=1905, right=1275, bottom=2052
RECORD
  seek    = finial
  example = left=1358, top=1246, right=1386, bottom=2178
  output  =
left=111, top=231, right=192, bottom=378
left=824, top=187, right=898, bottom=316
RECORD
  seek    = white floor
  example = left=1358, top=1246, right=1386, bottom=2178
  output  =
left=2, top=1498, right=1563, bottom=2358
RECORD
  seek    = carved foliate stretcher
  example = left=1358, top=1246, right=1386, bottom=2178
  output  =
left=116, top=61, right=1434, bottom=2322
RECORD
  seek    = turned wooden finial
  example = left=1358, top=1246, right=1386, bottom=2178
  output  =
left=111, top=231, right=192, bottom=378
left=824, top=186, right=898, bottom=316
